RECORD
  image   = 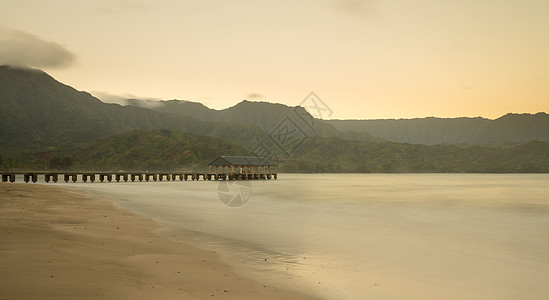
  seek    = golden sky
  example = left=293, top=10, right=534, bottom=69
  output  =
left=1, top=0, right=548, bottom=119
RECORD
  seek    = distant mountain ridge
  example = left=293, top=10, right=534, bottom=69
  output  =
left=123, top=98, right=379, bottom=143
left=126, top=99, right=302, bottom=132
left=123, top=98, right=549, bottom=146
left=326, top=113, right=549, bottom=145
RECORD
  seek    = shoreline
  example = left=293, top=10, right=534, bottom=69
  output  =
left=0, top=183, right=319, bottom=299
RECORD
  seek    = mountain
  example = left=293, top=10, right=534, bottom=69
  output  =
left=113, top=98, right=549, bottom=173
left=122, top=99, right=380, bottom=143
left=326, top=113, right=549, bottom=145
left=122, top=98, right=549, bottom=146
left=133, top=99, right=305, bottom=132
left=2, top=65, right=548, bottom=173
left=0, top=65, right=268, bottom=155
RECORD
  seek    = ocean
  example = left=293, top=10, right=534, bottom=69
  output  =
left=61, top=174, right=549, bottom=299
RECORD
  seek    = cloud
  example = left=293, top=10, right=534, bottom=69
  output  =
left=246, top=93, right=264, bottom=100
left=334, top=0, right=372, bottom=17
left=0, top=26, right=76, bottom=69
left=92, top=91, right=162, bottom=108
left=92, top=91, right=130, bottom=105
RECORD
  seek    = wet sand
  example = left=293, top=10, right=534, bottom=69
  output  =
left=0, top=183, right=318, bottom=299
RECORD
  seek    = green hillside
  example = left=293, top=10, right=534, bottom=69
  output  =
left=6, top=129, right=248, bottom=172
left=282, top=137, right=549, bottom=173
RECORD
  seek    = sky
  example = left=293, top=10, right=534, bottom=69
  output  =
left=1, top=0, right=548, bottom=119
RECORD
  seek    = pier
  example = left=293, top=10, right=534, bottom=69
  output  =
left=0, top=171, right=277, bottom=183
left=1, top=156, right=278, bottom=183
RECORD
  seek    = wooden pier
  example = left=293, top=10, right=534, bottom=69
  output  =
left=0, top=171, right=277, bottom=183
left=1, top=156, right=279, bottom=184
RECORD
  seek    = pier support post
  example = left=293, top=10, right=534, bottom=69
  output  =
left=100, top=174, right=112, bottom=182
left=45, top=174, right=58, bottom=183
left=63, top=174, right=77, bottom=182
left=2, top=174, right=17, bottom=182
left=130, top=174, right=143, bottom=182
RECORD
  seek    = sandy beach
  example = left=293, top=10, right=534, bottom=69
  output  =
left=0, top=183, right=318, bottom=300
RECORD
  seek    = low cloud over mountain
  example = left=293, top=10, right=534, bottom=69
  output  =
left=0, top=26, right=75, bottom=69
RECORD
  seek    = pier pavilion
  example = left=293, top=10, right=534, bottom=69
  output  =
left=208, top=156, right=278, bottom=180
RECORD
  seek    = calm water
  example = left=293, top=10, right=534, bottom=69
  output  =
left=60, top=174, right=549, bottom=299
